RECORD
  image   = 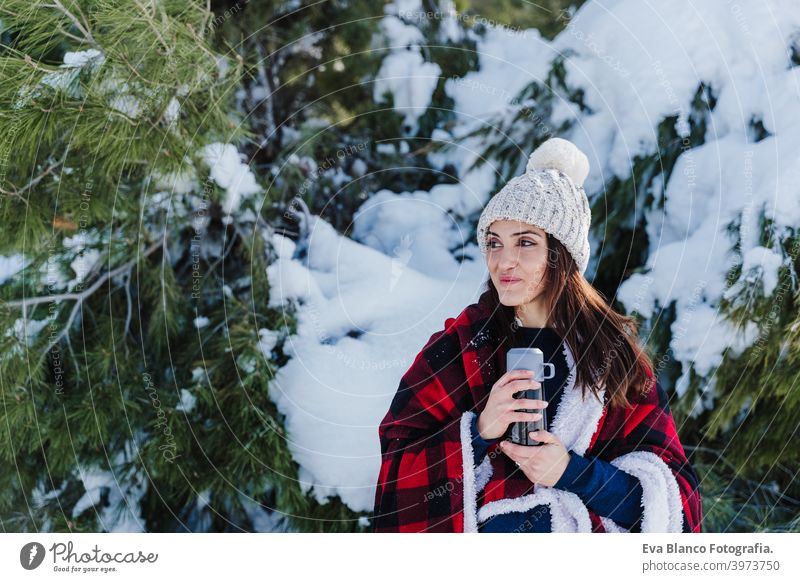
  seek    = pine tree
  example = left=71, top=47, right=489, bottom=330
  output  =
left=0, top=0, right=497, bottom=533
left=0, top=0, right=377, bottom=532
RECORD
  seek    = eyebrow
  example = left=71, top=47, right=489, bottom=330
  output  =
left=486, top=230, right=542, bottom=238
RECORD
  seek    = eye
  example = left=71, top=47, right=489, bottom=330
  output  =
left=488, top=238, right=537, bottom=248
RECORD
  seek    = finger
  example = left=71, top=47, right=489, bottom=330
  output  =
left=507, top=412, right=544, bottom=423
left=495, top=371, right=535, bottom=393
left=500, top=377, right=539, bottom=396
left=503, top=378, right=542, bottom=398
left=529, top=429, right=555, bottom=443
left=500, top=370, right=536, bottom=386
left=508, top=398, right=549, bottom=410
left=499, top=440, right=529, bottom=457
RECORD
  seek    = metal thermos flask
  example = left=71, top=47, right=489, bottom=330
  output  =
left=506, top=347, right=555, bottom=446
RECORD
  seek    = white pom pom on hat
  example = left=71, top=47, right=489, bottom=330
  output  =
left=526, top=136, right=590, bottom=188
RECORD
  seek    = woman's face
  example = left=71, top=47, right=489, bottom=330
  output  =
left=486, top=220, right=549, bottom=310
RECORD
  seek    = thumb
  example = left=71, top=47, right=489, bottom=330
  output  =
left=529, top=429, right=556, bottom=444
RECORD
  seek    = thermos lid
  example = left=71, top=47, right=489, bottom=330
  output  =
left=507, top=347, right=545, bottom=378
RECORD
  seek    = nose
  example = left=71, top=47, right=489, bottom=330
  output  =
left=496, top=245, right=520, bottom=271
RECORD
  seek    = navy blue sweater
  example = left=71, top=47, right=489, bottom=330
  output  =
left=471, top=326, right=645, bottom=532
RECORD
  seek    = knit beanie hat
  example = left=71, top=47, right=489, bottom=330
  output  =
left=476, top=137, right=591, bottom=275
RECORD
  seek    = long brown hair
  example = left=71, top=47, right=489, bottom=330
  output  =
left=484, top=233, right=655, bottom=409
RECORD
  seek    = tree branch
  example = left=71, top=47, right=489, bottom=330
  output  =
left=16, top=241, right=161, bottom=370
left=5, top=241, right=162, bottom=309
left=48, top=0, right=98, bottom=46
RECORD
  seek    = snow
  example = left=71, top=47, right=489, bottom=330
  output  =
left=271, top=233, right=296, bottom=259
left=153, top=166, right=198, bottom=195
left=191, top=367, right=205, bottom=383
left=434, top=0, right=463, bottom=44
left=0, top=254, right=28, bottom=284
left=237, top=354, right=257, bottom=374
left=669, top=303, right=759, bottom=380
left=378, top=15, right=424, bottom=49
left=162, top=97, right=181, bottom=125
left=193, top=316, right=210, bottom=329
left=266, top=252, right=318, bottom=309
left=444, top=24, right=551, bottom=123
left=238, top=490, right=291, bottom=532
left=258, top=328, right=279, bottom=357
left=383, top=0, right=422, bottom=15
left=372, top=5, right=445, bottom=135
left=7, top=316, right=53, bottom=346
left=373, top=49, right=441, bottom=134
left=71, top=439, right=147, bottom=532
left=175, top=389, right=197, bottom=413
left=107, top=83, right=142, bottom=118
left=199, top=143, right=262, bottom=214
left=350, top=158, right=368, bottom=177
left=351, top=187, right=476, bottom=279
left=32, top=479, right=69, bottom=509
left=62, top=49, right=105, bottom=68
left=67, top=248, right=101, bottom=292
left=266, top=216, right=485, bottom=510
left=740, top=246, right=785, bottom=296
left=41, top=49, right=105, bottom=94
left=72, top=470, right=107, bottom=518
left=196, top=488, right=212, bottom=511
left=555, top=0, right=800, bottom=187
left=289, top=30, right=323, bottom=59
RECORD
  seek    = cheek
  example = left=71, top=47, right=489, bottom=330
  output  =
left=522, top=275, right=543, bottom=295
left=526, top=253, right=548, bottom=282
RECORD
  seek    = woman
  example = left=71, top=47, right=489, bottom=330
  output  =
left=372, top=137, right=703, bottom=533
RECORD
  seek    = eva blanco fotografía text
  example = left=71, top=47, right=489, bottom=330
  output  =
left=642, top=542, right=772, bottom=557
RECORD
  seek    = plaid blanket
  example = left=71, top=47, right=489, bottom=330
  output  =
left=373, top=290, right=703, bottom=533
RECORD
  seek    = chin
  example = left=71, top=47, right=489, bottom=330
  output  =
left=496, top=290, right=525, bottom=307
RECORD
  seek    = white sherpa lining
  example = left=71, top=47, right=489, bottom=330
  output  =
left=476, top=487, right=593, bottom=532
left=460, top=410, right=494, bottom=533
left=598, top=451, right=685, bottom=533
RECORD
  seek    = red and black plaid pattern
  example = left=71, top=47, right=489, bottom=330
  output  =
left=586, top=365, right=703, bottom=532
left=372, top=290, right=702, bottom=533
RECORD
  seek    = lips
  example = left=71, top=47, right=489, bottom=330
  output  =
left=500, top=277, right=521, bottom=285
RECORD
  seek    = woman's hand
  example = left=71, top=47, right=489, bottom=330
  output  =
left=499, top=429, right=570, bottom=487
left=476, top=370, right=548, bottom=440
